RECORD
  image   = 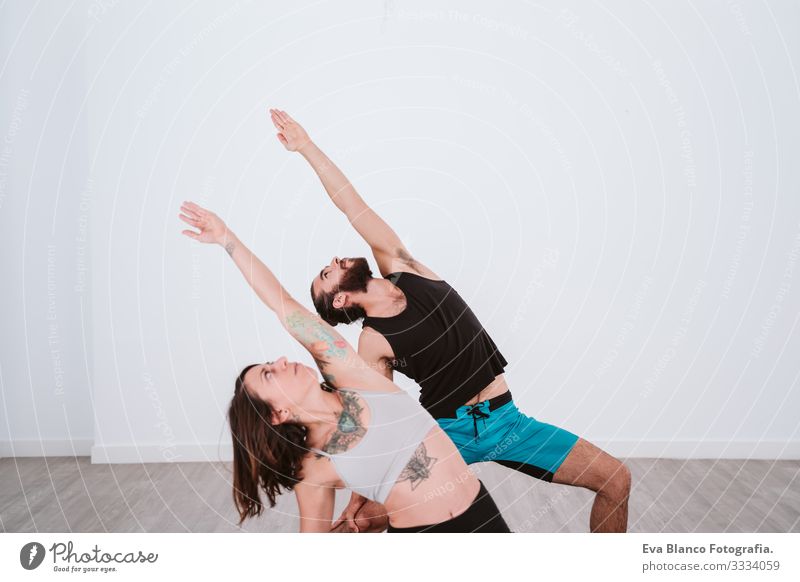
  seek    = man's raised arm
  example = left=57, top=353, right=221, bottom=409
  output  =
left=269, top=108, right=437, bottom=279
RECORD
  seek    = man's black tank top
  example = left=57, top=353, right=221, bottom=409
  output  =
left=361, top=271, right=507, bottom=419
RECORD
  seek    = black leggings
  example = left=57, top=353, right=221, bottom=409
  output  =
left=387, top=481, right=511, bottom=533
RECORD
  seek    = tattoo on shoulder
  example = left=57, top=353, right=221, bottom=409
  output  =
left=323, top=390, right=366, bottom=454
left=397, top=442, right=437, bottom=490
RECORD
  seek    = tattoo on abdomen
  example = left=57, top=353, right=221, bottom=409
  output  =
left=322, top=390, right=366, bottom=455
left=397, top=442, right=437, bottom=490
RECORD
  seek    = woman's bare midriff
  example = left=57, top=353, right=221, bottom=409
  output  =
left=462, top=373, right=509, bottom=406
left=378, top=376, right=509, bottom=528
left=382, top=425, right=481, bottom=529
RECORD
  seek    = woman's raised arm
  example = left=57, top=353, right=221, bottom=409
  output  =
left=179, top=201, right=398, bottom=392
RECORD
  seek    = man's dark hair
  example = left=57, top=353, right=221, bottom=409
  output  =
left=310, top=257, right=372, bottom=326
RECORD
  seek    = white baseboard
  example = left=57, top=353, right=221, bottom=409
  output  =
left=593, top=439, right=800, bottom=460
left=0, top=438, right=93, bottom=458
left=90, top=443, right=233, bottom=464
left=2, top=439, right=798, bottom=463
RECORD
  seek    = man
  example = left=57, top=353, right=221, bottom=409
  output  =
left=269, top=108, right=632, bottom=533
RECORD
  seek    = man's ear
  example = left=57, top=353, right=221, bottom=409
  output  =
left=332, top=292, right=347, bottom=309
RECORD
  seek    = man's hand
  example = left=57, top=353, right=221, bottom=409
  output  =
left=329, top=519, right=358, bottom=533
left=330, top=492, right=389, bottom=533
left=352, top=499, right=390, bottom=533
left=330, top=492, right=367, bottom=533
left=269, top=108, right=311, bottom=152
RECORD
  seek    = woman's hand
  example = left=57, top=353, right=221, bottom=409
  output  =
left=269, top=108, right=311, bottom=152
left=179, top=201, right=230, bottom=246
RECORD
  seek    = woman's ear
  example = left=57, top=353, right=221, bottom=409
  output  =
left=270, top=408, right=290, bottom=425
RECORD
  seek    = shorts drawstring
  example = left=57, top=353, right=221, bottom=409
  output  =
left=465, top=402, right=490, bottom=440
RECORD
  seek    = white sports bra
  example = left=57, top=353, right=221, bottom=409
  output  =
left=310, top=389, right=437, bottom=504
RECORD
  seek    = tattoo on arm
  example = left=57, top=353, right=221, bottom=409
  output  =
left=224, top=241, right=235, bottom=256
left=285, top=310, right=349, bottom=376
left=322, top=390, right=367, bottom=454
left=396, top=442, right=437, bottom=491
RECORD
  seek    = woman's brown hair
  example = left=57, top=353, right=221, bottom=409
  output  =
left=228, top=363, right=309, bottom=526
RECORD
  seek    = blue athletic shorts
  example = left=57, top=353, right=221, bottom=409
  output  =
left=436, top=391, right=580, bottom=481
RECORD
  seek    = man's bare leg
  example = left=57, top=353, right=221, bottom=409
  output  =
left=551, top=437, right=632, bottom=533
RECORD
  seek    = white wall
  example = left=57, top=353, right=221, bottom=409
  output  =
left=3, top=0, right=799, bottom=461
left=0, top=2, right=93, bottom=457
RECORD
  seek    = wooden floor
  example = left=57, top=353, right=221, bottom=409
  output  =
left=1, top=456, right=797, bottom=532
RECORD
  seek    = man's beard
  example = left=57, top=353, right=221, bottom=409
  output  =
left=336, top=257, right=373, bottom=293
left=324, top=257, right=373, bottom=326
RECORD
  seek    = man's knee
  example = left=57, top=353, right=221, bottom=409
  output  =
left=602, top=461, right=631, bottom=500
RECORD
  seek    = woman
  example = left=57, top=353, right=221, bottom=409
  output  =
left=179, top=200, right=510, bottom=533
